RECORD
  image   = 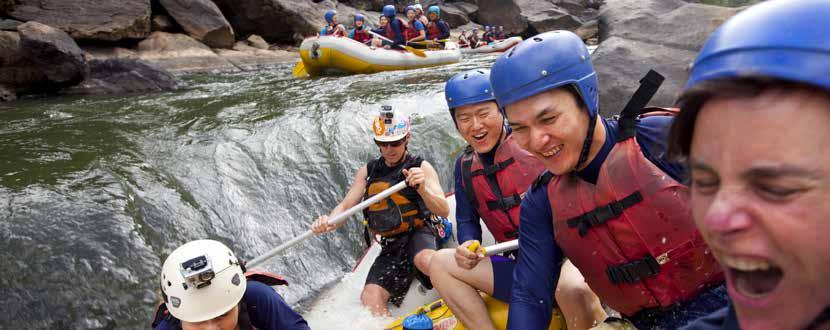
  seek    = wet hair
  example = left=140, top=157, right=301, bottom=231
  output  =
left=667, top=78, right=829, bottom=160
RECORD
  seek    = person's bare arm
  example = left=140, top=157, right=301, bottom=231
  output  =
left=311, top=165, right=368, bottom=234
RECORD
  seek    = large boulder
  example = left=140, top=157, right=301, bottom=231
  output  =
left=593, top=0, right=744, bottom=115
left=160, top=0, right=235, bottom=48
left=0, top=31, right=47, bottom=95
left=337, top=0, right=386, bottom=11
left=477, top=0, right=583, bottom=36
left=135, top=32, right=238, bottom=74
left=9, top=0, right=151, bottom=42
left=0, top=0, right=13, bottom=16
left=152, top=15, right=178, bottom=32
left=212, top=0, right=374, bottom=44
left=439, top=4, right=472, bottom=28
left=17, top=22, right=87, bottom=87
left=63, top=58, right=178, bottom=95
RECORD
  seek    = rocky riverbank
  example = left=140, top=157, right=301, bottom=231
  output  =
left=0, top=0, right=757, bottom=102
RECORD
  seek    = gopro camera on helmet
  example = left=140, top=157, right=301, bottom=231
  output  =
left=180, top=255, right=215, bottom=289
left=381, top=105, right=394, bottom=123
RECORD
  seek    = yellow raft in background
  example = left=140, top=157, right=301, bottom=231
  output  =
left=385, top=294, right=566, bottom=330
left=298, top=36, right=462, bottom=76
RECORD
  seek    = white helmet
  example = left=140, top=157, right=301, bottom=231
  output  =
left=413, top=4, right=423, bottom=11
left=372, top=105, right=411, bottom=142
left=160, top=240, right=247, bottom=323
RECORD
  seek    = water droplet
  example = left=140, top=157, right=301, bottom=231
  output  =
left=661, top=237, right=667, bottom=244
left=592, top=251, right=598, bottom=255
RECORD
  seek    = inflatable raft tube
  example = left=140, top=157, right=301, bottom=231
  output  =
left=461, top=37, right=523, bottom=54
left=299, top=36, right=462, bottom=76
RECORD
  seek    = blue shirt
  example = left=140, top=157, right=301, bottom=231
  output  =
left=155, top=281, right=310, bottom=330
left=411, top=19, right=425, bottom=32
left=681, top=305, right=740, bottom=330
left=427, top=20, right=450, bottom=40
left=507, top=116, right=688, bottom=329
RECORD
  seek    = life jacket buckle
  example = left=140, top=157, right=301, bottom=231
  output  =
left=656, top=252, right=669, bottom=265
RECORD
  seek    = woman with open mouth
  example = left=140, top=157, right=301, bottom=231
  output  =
left=670, top=1, right=830, bottom=329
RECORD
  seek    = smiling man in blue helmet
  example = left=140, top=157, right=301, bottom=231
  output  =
left=667, top=1, right=830, bottom=329
left=490, top=30, right=727, bottom=329
left=428, top=69, right=606, bottom=330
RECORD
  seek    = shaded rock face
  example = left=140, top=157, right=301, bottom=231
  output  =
left=338, top=0, right=386, bottom=11
left=0, top=19, right=23, bottom=31
left=440, top=4, right=472, bottom=28
left=64, top=58, right=178, bottom=95
left=477, top=0, right=584, bottom=36
left=17, top=22, right=87, bottom=87
left=9, top=0, right=151, bottom=42
left=152, top=15, right=178, bottom=32
left=160, top=0, right=235, bottom=48
left=212, top=0, right=364, bottom=44
left=0, top=31, right=47, bottom=93
left=593, top=0, right=743, bottom=115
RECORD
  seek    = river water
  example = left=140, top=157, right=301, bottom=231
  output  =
left=0, top=52, right=509, bottom=328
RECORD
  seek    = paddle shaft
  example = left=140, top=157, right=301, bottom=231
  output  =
left=247, top=181, right=409, bottom=268
left=484, top=239, right=519, bottom=256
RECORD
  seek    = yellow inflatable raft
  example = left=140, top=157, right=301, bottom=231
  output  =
left=385, top=294, right=566, bottom=330
left=299, top=36, right=462, bottom=76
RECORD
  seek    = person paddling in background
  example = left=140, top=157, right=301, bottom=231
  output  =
left=425, top=6, right=450, bottom=43
left=496, top=26, right=506, bottom=41
left=311, top=106, right=449, bottom=316
left=468, top=27, right=481, bottom=49
left=153, top=240, right=309, bottom=330
left=429, top=69, right=607, bottom=330
left=403, top=6, right=426, bottom=45
left=319, top=10, right=346, bottom=37
left=482, top=26, right=493, bottom=44
left=457, top=30, right=470, bottom=48
left=349, top=13, right=372, bottom=45
left=370, top=5, right=407, bottom=48
left=412, top=4, right=429, bottom=27
left=490, top=30, right=727, bottom=329
left=668, top=1, right=830, bottom=329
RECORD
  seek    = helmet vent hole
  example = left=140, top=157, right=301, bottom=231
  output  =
left=167, top=281, right=172, bottom=287
left=463, top=74, right=469, bottom=79
left=533, top=37, right=543, bottom=42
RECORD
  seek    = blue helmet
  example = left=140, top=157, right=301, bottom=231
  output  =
left=428, top=5, right=440, bottom=16
left=402, top=314, right=432, bottom=330
left=405, top=5, right=415, bottom=14
left=354, top=13, right=365, bottom=23
left=446, top=69, right=496, bottom=111
left=383, top=5, right=396, bottom=18
left=490, top=30, right=598, bottom=117
left=324, top=10, right=337, bottom=24
left=684, top=0, right=830, bottom=93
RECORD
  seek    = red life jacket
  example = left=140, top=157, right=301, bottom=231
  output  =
left=352, top=27, right=371, bottom=44
left=151, top=271, right=288, bottom=328
left=426, top=20, right=444, bottom=40
left=383, top=17, right=408, bottom=42
left=542, top=107, right=723, bottom=317
left=460, top=135, right=546, bottom=243
left=405, top=19, right=421, bottom=41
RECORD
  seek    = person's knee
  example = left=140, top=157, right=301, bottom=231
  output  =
left=413, top=249, right=435, bottom=274
left=361, top=285, right=388, bottom=306
left=428, top=249, right=455, bottom=275
left=556, top=278, right=595, bottom=305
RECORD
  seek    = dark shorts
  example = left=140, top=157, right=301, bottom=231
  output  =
left=628, top=284, right=728, bottom=329
left=365, top=226, right=438, bottom=306
left=490, top=255, right=516, bottom=302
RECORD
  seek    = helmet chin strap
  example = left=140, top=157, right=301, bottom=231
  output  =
left=574, top=113, right=597, bottom=172
left=807, top=306, right=830, bottom=330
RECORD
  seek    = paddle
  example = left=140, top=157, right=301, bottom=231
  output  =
left=247, top=181, right=409, bottom=268
left=467, top=239, right=519, bottom=257
left=367, top=30, right=427, bottom=58
left=292, top=61, right=308, bottom=78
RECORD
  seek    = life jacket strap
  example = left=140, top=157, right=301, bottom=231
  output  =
left=616, top=69, right=665, bottom=142
left=485, top=193, right=522, bottom=211
left=566, top=191, right=643, bottom=237
left=606, top=255, right=661, bottom=285
left=471, top=158, right=515, bottom=177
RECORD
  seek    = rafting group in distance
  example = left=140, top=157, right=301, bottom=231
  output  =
left=151, top=1, right=830, bottom=329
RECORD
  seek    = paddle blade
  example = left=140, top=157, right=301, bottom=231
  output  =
left=292, top=61, right=308, bottom=78
left=405, top=46, right=427, bottom=58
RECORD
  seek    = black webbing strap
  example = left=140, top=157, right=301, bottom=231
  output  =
left=471, top=158, right=516, bottom=177
left=616, top=70, right=666, bottom=142
left=807, top=307, right=830, bottom=330
left=606, top=255, right=661, bottom=285
left=485, top=194, right=522, bottom=211
left=461, top=151, right=479, bottom=208
left=566, top=191, right=643, bottom=237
